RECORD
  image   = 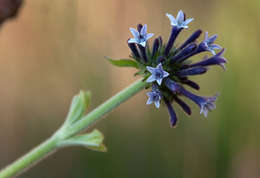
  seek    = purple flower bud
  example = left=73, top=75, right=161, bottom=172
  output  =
left=137, top=24, right=143, bottom=32
left=127, top=40, right=140, bottom=59
left=164, top=98, right=178, bottom=127
left=189, top=49, right=227, bottom=70
left=158, top=36, right=163, bottom=47
left=177, top=66, right=207, bottom=77
left=138, top=45, right=148, bottom=63
left=179, top=29, right=202, bottom=50
left=151, top=38, right=160, bottom=59
left=173, top=95, right=191, bottom=115
left=170, top=43, right=197, bottom=63
left=164, top=78, right=181, bottom=93
left=164, top=26, right=182, bottom=56
left=181, top=79, right=200, bottom=90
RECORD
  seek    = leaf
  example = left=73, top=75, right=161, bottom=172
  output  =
left=106, top=57, right=139, bottom=69
left=58, top=129, right=107, bottom=152
left=65, top=90, right=91, bottom=124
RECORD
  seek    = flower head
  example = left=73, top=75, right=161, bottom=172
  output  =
left=109, top=10, right=227, bottom=127
left=200, top=32, right=222, bottom=55
left=128, top=24, right=154, bottom=47
left=146, top=63, right=169, bottom=85
left=146, top=85, right=162, bottom=108
left=166, top=10, right=193, bottom=29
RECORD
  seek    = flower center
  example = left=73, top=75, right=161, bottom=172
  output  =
left=155, top=70, right=163, bottom=79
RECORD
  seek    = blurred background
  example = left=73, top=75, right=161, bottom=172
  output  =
left=0, top=0, right=260, bottom=177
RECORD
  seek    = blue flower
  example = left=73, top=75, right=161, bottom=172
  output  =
left=166, top=10, right=193, bottom=29
left=128, top=24, right=154, bottom=47
left=146, top=63, right=169, bottom=85
left=146, top=85, right=162, bottom=108
left=200, top=32, right=222, bottom=55
left=178, top=86, right=218, bottom=117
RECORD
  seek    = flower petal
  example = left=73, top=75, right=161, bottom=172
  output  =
left=140, top=24, right=147, bottom=36
left=155, top=100, right=160, bottom=108
left=156, top=78, right=163, bottom=85
left=130, top=28, right=139, bottom=39
left=146, top=33, right=154, bottom=40
left=146, top=66, right=155, bottom=73
left=128, top=38, right=138, bottom=44
left=184, top=18, right=193, bottom=26
left=140, top=41, right=146, bottom=47
left=176, top=10, right=184, bottom=22
left=146, top=75, right=156, bottom=83
left=166, top=13, right=176, bottom=26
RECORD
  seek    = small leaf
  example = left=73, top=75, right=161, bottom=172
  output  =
left=65, top=90, right=91, bottom=124
left=106, top=57, right=139, bottom=69
left=58, top=129, right=107, bottom=152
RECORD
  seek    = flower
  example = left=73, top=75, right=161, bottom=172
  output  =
left=200, top=32, right=222, bottom=55
left=128, top=24, right=154, bottom=47
left=146, top=85, right=162, bottom=108
left=109, top=10, right=228, bottom=127
left=166, top=10, right=193, bottom=29
left=146, top=63, right=169, bottom=85
left=177, top=85, right=218, bottom=117
left=190, top=49, right=227, bottom=70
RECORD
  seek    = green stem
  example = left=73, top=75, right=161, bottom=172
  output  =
left=0, top=78, right=147, bottom=178
left=67, top=78, right=148, bottom=137
left=0, top=136, right=60, bottom=178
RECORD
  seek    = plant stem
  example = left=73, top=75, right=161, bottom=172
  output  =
left=67, top=79, right=148, bottom=137
left=0, top=136, right=60, bottom=178
left=0, top=78, right=147, bottom=177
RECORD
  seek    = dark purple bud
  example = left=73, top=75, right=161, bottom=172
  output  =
left=179, top=30, right=202, bottom=50
left=173, top=95, right=191, bottom=115
left=138, top=44, right=148, bottom=63
left=0, top=0, right=23, bottom=26
left=137, top=24, right=143, bottom=32
left=181, top=79, right=200, bottom=90
left=170, top=43, right=197, bottom=64
left=189, top=49, right=227, bottom=70
left=164, top=26, right=182, bottom=57
left=151, top=38, right=160, bottom=59
left=164, top=98, right=178, bottom=127
left=178, top=86, right=218, bottom=117
left=127, top=40, right=140, bottom=59
left=176, top=43, right=210, bottom=63
left=177, top=67, right=207, bottom=77
left=164, top=78, right=181, bottom=93
left=158, top=36, right=163, bottom=47
left=156, top=56, right=165, bottom=64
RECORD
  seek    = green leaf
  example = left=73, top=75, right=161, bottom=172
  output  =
left=106, top=57, right=139, bottom=69
left=65, top=90, right=91, bottom=124
left=58, top=129, right=107, bottom=152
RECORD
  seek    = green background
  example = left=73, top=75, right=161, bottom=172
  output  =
left=0, top=0, right=259, bottom=177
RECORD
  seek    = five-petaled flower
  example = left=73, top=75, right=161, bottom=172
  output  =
left=200, top=32, right=222, bottom=55
left=128, top=24, right=154, bottom=47
left=146, top=63, right=169, bottom=85
left=146, top=85, right=162, bottom=109
left=166, top=10, right=193, bottom=29
left=109, top=10, right=227, bottom=127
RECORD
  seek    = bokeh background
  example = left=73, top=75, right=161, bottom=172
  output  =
left=0, top=0, right=260, bottom=177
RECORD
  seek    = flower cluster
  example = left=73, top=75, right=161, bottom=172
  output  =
left=109, top=10, right=227, bottom=127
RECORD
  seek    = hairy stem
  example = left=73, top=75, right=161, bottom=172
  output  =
left=0, top=78, right=147, bottom=178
